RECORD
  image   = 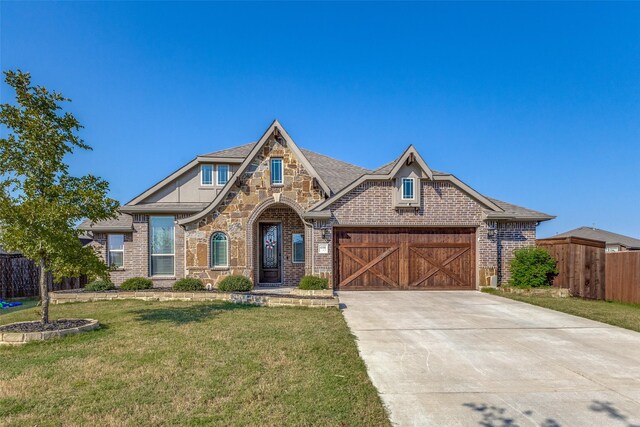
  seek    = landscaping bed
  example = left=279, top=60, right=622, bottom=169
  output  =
left=0, top=299, right=389, bottom=425
left=0, top=318, right=90, bottom=333
left=483, top=288, right=640, bottom=333
left=51, top=289, right=339, bottom=308
left=484, top=286, right=570, bottom=298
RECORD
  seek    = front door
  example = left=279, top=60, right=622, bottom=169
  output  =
left=259, top=223, right=282, bottom=284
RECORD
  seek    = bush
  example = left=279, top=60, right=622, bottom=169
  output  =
left=85, top=280, right=115, bottom=291
left=298, top=275, right=329, bottom=290
left=509, top=247, right=558, bottom=288
left=120, top=277, right=154, bottom=290
left=218, top=275, right=252, bottom=292
left=173, top=278, right=204, bottom=291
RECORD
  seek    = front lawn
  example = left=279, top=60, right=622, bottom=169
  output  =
left=0, top=300, right=389, bottom=426
left=483, top=288, right=640, bottom=332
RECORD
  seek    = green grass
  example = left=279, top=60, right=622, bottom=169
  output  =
left=0, top=298, right=39, bottom=316
left=483, top=288, right=640, bottom=332
left=0, top=300, right=389, bottom=426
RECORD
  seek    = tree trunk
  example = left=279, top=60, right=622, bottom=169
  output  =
left=39, top=256, right=49, bottom=324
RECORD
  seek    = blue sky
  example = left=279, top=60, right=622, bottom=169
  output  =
left=1, top=2, right=639, bottom=238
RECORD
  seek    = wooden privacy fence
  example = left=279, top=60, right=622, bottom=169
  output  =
left=536, top=236, right=606, bottom=299
left=605, top=252, right=640, bottom=304
left=0, top=254, right=87, bottom=299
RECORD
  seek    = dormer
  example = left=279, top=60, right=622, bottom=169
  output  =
left=391, top=148, right=431, bottom=209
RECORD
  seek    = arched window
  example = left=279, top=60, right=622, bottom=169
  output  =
left=210, top=232, right=229, bottom=268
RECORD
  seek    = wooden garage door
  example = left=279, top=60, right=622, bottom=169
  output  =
left=334, top=227, right=475, bottom=290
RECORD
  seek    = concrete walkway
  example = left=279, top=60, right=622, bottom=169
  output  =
left=339, top=291, right=640, bottom=427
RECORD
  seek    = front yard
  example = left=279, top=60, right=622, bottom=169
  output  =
left=483, top=288, right=640, bottom=332
left=0, top=300, right=389, bottom=426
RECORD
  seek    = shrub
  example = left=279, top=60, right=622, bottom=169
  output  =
left=298, top=275, right=329, bottom=290
left=173, top=278, right=204, bottom=291
left=218, top=275, right=252, bottom=292
left=509, top=247, right=558, bottom=288
left=85, top=280, right=115, bottom=291
left=120, top=277, right=153, bottom=290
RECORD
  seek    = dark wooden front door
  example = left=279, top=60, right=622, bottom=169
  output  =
left=335, top=227, right=475, bottom=290
left=259, top=223, right=282, bottom=284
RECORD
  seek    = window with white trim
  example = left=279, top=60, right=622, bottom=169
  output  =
left=210, top=232, right=229, bottom=268
left=271, top=158, right=283, bottom=185
left=402, top=178, right=414, bottom=200
left=201, top=165, right=213, bottom=186
left=149, top=216, right=175, bottom=276
left=292, top=233, right=304, bottom=263
left=108, top=234, right=124, bottom=269
left=217, top=164, right=229, bottom=186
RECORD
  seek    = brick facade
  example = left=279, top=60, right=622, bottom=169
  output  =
left=312, top=180, right=536, bottom=286
left=91, top=139, right=539, bottom=288
left=92, top=214, right=185, bottom=287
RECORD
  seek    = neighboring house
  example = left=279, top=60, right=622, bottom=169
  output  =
left=80, top=120, right=553, bottom=290
left=552, top=227, right=640, bottom=253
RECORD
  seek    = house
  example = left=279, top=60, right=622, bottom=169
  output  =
left=80, top=120, right=554, bottom=290
left=551, top=227, right=640, bottom=253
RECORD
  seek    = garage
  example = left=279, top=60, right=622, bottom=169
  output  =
left=334, top=227, right=476, bottom=290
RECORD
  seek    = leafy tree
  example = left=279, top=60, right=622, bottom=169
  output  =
left=509, top=247, right=558, bottom=288
left=0, top=70, right=119, bottom=324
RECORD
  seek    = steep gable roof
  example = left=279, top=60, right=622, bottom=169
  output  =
left=178, top=120, right=333, bottom=225
left=552, top=227, right=640, bottom=249
left=311, top=145, right=505, bottom=213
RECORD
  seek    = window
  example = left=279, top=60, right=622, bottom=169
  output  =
left=201, top=165, right=213, bottom=186
left=108, top=234, right=124, bottom=269
left=210, top=232, right=228, bottom=268
left=402, top=178, right=414, bottom=200
left=292, top=233, right=305, bottom=263
left=270, top=158, right=283, bottom=185
left=150, top=216, right=175, bottom=276
left=217, top=164, right=229, bottom=186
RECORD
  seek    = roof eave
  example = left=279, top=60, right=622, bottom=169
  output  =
left=120, top=205, right=207, bottom=214
left=78, top=226, right=134, bottom=233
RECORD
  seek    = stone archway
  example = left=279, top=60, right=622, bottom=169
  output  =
left=246, top=196, right=311, bottom=286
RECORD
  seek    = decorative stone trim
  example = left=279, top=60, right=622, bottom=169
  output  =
left=486, top=287, right=570, bottom=298
left=290, top=289, right=334, bottom=297
left=50, top=291, right=339, bottom=308
left=0, top=319, right=99, bottom=346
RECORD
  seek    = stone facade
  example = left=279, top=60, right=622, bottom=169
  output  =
left=184, top=136, right=324, bottom=287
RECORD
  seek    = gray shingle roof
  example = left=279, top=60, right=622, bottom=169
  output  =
left=485, top=198, right=554, bottom=221
left=120, top=202, right=210, bottom=213
left=372, top=158, right=399, bottom=174
left=552, top=227, right=640, bottom=249
left=201, top=142, right=256, bottom=158
left=79, top=213, right=133, bottom=232
left=300, top=149, right=369, bottom=194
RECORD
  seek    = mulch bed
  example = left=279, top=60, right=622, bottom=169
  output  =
left=0, top=319, right=91, bottom=333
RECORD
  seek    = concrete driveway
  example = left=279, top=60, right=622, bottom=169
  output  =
left=339, top=291, right=640, bottom=427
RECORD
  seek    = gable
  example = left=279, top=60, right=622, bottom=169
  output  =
left=178, top=121, right=328, bottom=226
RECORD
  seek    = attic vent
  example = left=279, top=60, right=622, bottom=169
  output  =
left=406, top=152, right=415, bottom=165
left=273, top=127, right=285, bottom=145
